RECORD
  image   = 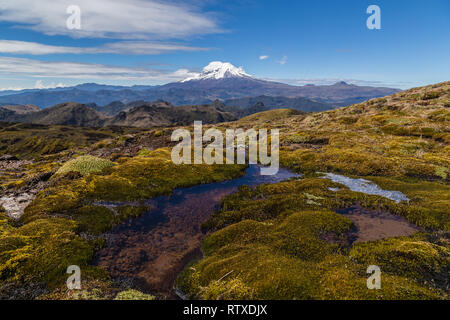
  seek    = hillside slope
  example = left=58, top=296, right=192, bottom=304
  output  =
left=0, top=104, right=39, bottom=122
left=0, top=100, right=238, bottom=128
left=178, top=81, right=450, bottom=300
left=0, top=81, right=448, bottom=300
left=105, top=101, right=237, bottom=127
left=225, top=95, right=332, bottom=112
left=0, top=104, right=39, bottom=114
left=17, top=103, right=107, bottom=127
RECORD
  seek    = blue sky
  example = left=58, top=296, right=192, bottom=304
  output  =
left=0, top=0, right=448, bottom=90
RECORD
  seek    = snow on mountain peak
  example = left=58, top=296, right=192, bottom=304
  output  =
left=181, top=61, right=252, bottom=82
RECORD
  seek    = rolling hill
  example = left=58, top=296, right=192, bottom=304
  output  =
left=224, top=95, right=332, bottom=112
left=0, top=100, right=238, bottom=128
left=0, top=81, right=447, bottom=300
left=104, top=100, right=237, bottom=127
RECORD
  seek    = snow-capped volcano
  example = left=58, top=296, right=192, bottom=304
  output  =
left=0, top=59, right=400, bottom=108
left=181, top=61, right=252, bottom=82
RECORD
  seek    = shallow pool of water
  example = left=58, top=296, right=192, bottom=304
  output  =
left=322, top=173, right=409, bottom=203
left=93, top=165, right=300, bottom=297
left=336, top=204, right=421, bottom=243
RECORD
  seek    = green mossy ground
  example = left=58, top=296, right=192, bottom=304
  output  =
left=114, top=289, right=155, bottom=300
left=1, top=82, right=449, bottom=299
left=74, top=204, right=151, bottom=235
left=177, top=176, right=448, bottom=299
left=274, top=84, right=449, bottom=181
left=350, top=234, right=449, bottom=287
left=55, top=156, right=114, bottom=176
left=1, top=147, right=245, bottom=298
left=0, top=217, right=104, bottom=293
left=204, top=177, right=448, bottom=231
left=85, top=149, right=245, bottom=201
left=23, top=148, right=245, bottom=221
left=37, top=281, right=155, bottom=300
left=36, top=278, right=154, bottom=300
left=178, top=82, right=450, bottom=300
left=0, top=122, right=139, bottom=160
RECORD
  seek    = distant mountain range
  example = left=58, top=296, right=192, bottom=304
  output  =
left=0, top=62, right=400, bottom=108
left=1, top=96, right=326, bottom=128
left=224, top=96, right=331, bottom=112
left=0, top=103, right=107, bottom=127
left=87, top=95, right=330, bottom=117
left=0, top=101, right=239, bottom=128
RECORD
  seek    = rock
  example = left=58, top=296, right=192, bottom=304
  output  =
left=0, top=154, right=18, bottom=161
left=0, top=192, right=36, bottom=219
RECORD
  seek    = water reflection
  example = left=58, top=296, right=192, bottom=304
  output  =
left=93, top=165, right=300, bottom=297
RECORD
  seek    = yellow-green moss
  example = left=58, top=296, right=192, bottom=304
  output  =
left=0, top=122, right=139, bottom=160
left=4, top=82, right=450, bottom=300
left=204, top=177, right=448, bottom=231
left=56, top=155, right=114, bottom=176
left=73, top=205, right=151, bottom=235
left=24, top=148, right=245, bottom=224
left=116, top=205, right=149, bottom=220
left=200, top=278, right=255, bottom=300
left=74, top=206, right=117, bottom=235
left=179, top=213, right=446, bottom=299
left=179, top=170, right=449, bottom=300
left=38, top=279, right=116, bottom=300
left=0, top=218, right=96, bottom=287
left=0, top=211, right=15, bottom=235
left=114, top=289, right=155, bottom=300
left=350, top=235, right=449, bottom=284
left=85, top=149, right=245, bottom=201
left=178, top=242, right=443, bottom=300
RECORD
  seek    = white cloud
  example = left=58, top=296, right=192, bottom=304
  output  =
left=0, top=56, right=198, bottom=82
left=0, top=85, right=27, bottom=91
left=0, top=40, right=77, bottom=55
left=277, top=55, right=287, bottom=65
left=0, top=40, right=209, bottom=55
left=99, top=41, right=209, bottom=55
left=259, top=55, right=269, bottom=60
left=0, top=80, right=67, bottom=91
left=0, top=0, right=220, bottom=39
left=33, top=80, right=66, bottom=89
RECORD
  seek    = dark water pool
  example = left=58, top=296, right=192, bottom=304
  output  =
left=92, top=165, right=300, bottom=297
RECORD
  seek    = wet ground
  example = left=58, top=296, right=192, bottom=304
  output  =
left=336, top=204, right=422, bottom=243
left=92, top=165, right=300, bottom=298
left=92, top=167, right=423, bottom=298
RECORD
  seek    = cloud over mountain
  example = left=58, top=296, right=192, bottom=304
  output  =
left=0, top=56, right=197, bottom=81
